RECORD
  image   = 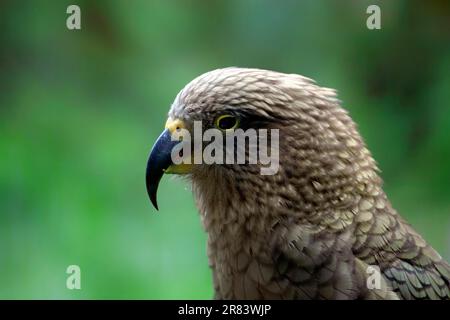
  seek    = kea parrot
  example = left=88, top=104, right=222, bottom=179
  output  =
left=145, top=67, right=450, bottom=299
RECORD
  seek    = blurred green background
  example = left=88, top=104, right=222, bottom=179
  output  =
left=0, top=0, right=449, bottom=299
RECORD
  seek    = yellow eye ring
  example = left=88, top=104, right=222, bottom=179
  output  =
left=215, top=114, right=239, bottom=131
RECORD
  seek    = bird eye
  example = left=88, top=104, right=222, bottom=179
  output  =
left=215, top=115, right=239, bottom=131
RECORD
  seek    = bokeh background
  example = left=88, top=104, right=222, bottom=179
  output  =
left=0, top=0, right=449, bottom=299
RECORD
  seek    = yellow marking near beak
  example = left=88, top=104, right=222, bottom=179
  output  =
left=165, top=118, right=186, bottom=134
left=164, top=118, right=193, bottom=174
left=164, top=163, right=192, bottom=174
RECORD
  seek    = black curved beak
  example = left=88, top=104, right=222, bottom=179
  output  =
left=145, top=129, right=178, bottom=210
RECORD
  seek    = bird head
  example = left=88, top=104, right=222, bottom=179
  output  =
left=146, top=67, right=380, bottom=218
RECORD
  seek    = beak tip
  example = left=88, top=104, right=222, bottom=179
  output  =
left=150, top=196, right=159, bottom=211
left=146, top=182, right=160, bottom=211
